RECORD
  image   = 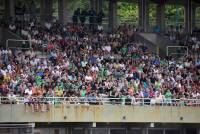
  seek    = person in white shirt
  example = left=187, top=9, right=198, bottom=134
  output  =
left=8, top=92, right=16, bottom=103
left=85, top=73, right=93, bottom=81
left=45, top=22, right=52, bottom=30
left=91, top=65, right=99, bottom=72
left=155, top=91, right=164, bottom=105
left=9, top=24, right=16, bottom=31
left=97, top=25, right=103, bottom=31
left=25, top=88, right=32, bottom=96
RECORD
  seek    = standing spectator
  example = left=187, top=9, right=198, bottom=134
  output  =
left=97, top=10, right=105, bottom=25
left=79, top=9, right=87, bottom=25
left=72, top=8, right=81, bottom=24
left=88, top=9, right=96, bottom=30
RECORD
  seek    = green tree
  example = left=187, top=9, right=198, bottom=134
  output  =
left=149, top=4, right=156, bottom=27
left=165, top=5, right=185, bottom=27
left=117, top=2, right=138, bottom=25
left=196, top=7, right=200, bottom=28
left=66, top=0, right=89, bottom=16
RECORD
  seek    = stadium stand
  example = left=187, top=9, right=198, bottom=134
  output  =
left=0, top=18, right=200, bottom=108
left=0, top=0, right=200, bottom=133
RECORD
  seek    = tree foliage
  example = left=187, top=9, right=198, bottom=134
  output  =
left=195, top=7, right=200, bottom=27
left=117, top=2, right=138, bottom=24
left=66, top=0, right=90, bottom=16
left=164, top=5, right=185, bottom=26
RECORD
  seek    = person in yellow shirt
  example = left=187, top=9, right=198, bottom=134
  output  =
left=4, top=72, right=11, bottom=82
left=55, top=87, right=63, bottom=97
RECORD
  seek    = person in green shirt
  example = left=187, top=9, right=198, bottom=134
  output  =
left=155, top=80, right=161, bottom=91
left=160, top=60, right=168, bottom=66
left=165, top=90, right=172, bottom=99
left=165, top=89, right=172, bottom=105
left=59, top=82, right=64, bottom=91
left=121, top=46, right=128, bottom=56
left=35, top=75, right=42, bottom=86
left=80, top=86, right=86, bottom=97
left=131, top=53, right=141, bottom=59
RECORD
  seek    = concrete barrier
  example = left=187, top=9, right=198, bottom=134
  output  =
left=0, top=104, right=200, bottom=123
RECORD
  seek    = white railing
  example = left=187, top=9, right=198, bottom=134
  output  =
left=6, top=39, right=34, bottom=50
left=166, top=46, right=188, bottom=56
left=1, top=97, right=200, bottom=107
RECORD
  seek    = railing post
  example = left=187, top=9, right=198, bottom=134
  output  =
left=195, top=99, right=197, bottom=107
left=142, top=98, right=144, bottom=106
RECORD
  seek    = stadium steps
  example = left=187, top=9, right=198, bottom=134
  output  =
left=0, top=27, right=23, bottom=49
left=135, top=32, right=178, bottom=57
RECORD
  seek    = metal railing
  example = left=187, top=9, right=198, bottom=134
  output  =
left=6, top=39, right=33, bottom=50
left=166, top=45, right=188, bottom=56
left=1, top=97, right=200, bottom=107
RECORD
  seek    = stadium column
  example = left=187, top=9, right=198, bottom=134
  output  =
left=90, top=0, right=102, bottom=13
left=40, top=0, right=53, bottom=22
left=96, top=0, right=103, bottom=13
left=108, top=0, right=117, bottom=31
left=185, top=0, right=195, bottom=33
left=5, top=0, right=15, bottom=19
left=142, top=128, right=147, bottom=134
left=90, top=0, right=96, bottom=11
left=58, top=0, right=68, bottom=24
left=156, top=2, right=165, bottom=33
left=192, top=5, right=196, bottom=30
left=139, top=0, right=149, bottom=32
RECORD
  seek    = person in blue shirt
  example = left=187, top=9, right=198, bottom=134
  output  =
left=143, top=89, right=150, bottom=105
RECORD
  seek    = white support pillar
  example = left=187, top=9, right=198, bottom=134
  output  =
left=58, top=0, right=68, bottom=24
left=180, top=128, right=185, bottom=134
left=142, top=128, right=148, bottom=134
left=108, top=0, right=117, bottom=31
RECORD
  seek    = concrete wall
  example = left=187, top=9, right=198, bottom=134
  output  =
left=0, top=104, right=200, bottom=123
left=136, top=33, right=177, bottom=57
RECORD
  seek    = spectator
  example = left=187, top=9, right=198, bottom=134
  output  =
left=97, top=10, right=105, bottom=25
left=72, top=8, right=81, bottom=24
left=79, top=9, right=87, bottom=25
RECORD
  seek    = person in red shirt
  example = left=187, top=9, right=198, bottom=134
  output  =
left=47, top=42, right=54, bottom=51
left=86, top=83, right=92, bottom=94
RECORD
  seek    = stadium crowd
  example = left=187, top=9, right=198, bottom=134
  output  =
left=0, top=18, right=200, bottom=107
left=164, top=25, right=200, bottom=55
